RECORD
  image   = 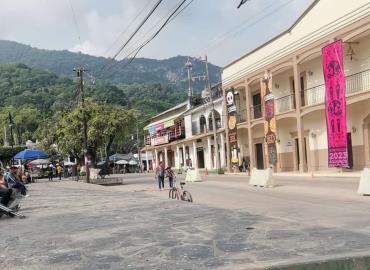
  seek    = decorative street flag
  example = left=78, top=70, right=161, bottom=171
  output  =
left=226, top=88, right=238, bottom=164
left=322, top=39, right=348, bottom=167
left=261, top=72, right=277, bottom=165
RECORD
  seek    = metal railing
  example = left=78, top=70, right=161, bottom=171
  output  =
left=236, top=109, right=247, bottom=123
left=275, top=94, right=295, bottom=114
left=303, top=69, right=370, bottom=106
left=250, top=104, right=262, bottom=120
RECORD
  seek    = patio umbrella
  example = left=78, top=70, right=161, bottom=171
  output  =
left=14, top=149, right=48, bottom=160
left=116, top=160, right=128, bottom=165
left=128, top=160, right=138, bottom=165
left=28, top=159, right=50, bottom=165
left=97, top=161, right=106, bottom=166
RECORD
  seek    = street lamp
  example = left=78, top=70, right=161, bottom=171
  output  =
left=134, top=112, right=142, bottom=172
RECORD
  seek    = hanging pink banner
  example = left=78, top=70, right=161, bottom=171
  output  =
left=322, top=39, right=348, bottom=167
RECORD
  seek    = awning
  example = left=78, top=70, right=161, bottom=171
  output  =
left=144, top=112, right=183, bottom=134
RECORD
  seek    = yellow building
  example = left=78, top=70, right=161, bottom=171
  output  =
left=222, top=0, right=370, bottom=172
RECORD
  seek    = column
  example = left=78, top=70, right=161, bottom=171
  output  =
left=182, top=143, right=186, bottom=168
left=145, top=151, right=149, bottom=172
left=176, top=144, right=180, bottom=169
left=192, top=141, right=198, bottom=168
left=154, top=149, right=158, bottom=168
left=207, top=136, right=212, bottom=169
left=164, top=147, right=168, bottom=168
left=245, top=81, right=255, bottom=169
left=364, top=124, right=370, bottom=168
left=220, top=132, right=226, bottom=168
left=293, top=57, right=307, bottom=172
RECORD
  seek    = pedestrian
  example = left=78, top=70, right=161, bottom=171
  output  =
left=155, top=161, right=165, bottom=191
left=165, top=166, right=174, bottom=188
left=56, top=164, right=64, bottom=180
left=68, top=166, right=72, bottom=177
left=242, top=158, right=247, bottom=172
left=48, top=164, right=53, bottom=181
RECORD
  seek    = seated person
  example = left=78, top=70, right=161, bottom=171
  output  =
left=6, top=166, right=27, bottom=195
left=0, top=172, right=13, bottom=207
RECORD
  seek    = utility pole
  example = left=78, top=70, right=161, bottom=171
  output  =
left=74, top=67, right=90, bottom=183
left=185, top=57, right=193, bottom=109
left=8, top=112, right=14, bottom=165
left=204, top=55, right=221, bottom=171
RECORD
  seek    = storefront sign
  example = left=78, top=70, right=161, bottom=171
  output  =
left=152, top=135, right=169, bottom=146
left=261, top=72, right=277, bottom=165
left=322, top=39, right=348, bottom=167
left=226, top=88, right=238, bottom=164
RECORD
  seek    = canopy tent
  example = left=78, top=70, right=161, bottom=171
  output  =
left=116, top=160, right=128, bottom=165
left=27, top=159, right=50, bottom=165
left=63, top=161, right=76, bottom=166
left=14, top=149, right=48, bottom=160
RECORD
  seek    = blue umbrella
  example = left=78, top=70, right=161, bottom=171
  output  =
left=14, top=149, right=49, bottom=160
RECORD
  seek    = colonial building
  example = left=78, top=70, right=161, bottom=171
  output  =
left=222, top=0, right=370, bottom=172
left=142, top=84, right=226, bottom=171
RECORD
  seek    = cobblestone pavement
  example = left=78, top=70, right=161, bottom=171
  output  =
left=1, top=179, right=370, bottom=270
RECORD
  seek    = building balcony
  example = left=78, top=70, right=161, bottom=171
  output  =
left=275, top=94, right=295, bottom=115
left=236, top=109, right=247, bottom=123
left=303, top=69, right=370, bottom=107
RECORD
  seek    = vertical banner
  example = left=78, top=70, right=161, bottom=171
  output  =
left=261, top=72, right=277, bottom=165
left=226, top=88, right=238, bottom=164
left=322, top=39, right=348, bottom=167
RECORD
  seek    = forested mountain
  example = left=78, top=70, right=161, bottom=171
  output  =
left=0, top=40, right=221, bottom=87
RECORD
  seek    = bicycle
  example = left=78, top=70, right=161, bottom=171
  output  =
left=168, top=177, right=193, bottom=203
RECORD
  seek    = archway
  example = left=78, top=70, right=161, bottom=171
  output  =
left=208, top=110, right=222, bottom=130
left=199, top=115, right=207, bottom=133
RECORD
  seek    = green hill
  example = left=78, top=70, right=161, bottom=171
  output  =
left=0, top=40, right=221, bottom=87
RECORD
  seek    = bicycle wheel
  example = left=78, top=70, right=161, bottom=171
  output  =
left=181, top=190, right=193, bottom=203
left=168, top=188, right=175, bottom=199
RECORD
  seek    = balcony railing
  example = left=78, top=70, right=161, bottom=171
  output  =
left=275, top=94, right=295, bottom=114
left=236, top=109, right=247, bottom=123
left=303, top=69, right=370, bottom=107
left=250, top=104, right=262, bottom=120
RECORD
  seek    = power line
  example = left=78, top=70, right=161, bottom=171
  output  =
left=115, top=0, right=193, bottom=71
left=103, top=0, right=156, bottom=57
left=68, top=0, right=82, bottom=49
left=194, top=0, right=295, bottom=55
left=99, top=0, right=164, bottom=74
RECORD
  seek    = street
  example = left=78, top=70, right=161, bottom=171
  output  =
left=1, top=174, right=370, bottom=269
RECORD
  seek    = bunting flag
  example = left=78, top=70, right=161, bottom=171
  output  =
left=322, top=39, right=348, bottom=167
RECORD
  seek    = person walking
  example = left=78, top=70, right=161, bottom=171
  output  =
left=155, top=161, right=165, bottom=191
left=56, top=164, right=64, bottom=180
left=165, top=166, right=175, bottom=188
left=48, top=164, right=54, bottom=181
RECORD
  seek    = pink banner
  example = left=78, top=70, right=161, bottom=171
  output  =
left=322, top=40, right=348, bottom=167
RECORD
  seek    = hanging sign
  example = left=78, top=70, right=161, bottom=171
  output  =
left=322, top=39, right=348, bottom=167
left=226, top=88, right=238, bottom=164
left=261, top=72, right=277, bottom=165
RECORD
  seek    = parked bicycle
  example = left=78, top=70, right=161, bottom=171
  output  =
left=168, top=178, right=193, bottom=202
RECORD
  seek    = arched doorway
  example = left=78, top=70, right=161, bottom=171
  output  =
left=209, top=110, right=222, bottom=130
left=199, top=115, right=207, bottom=133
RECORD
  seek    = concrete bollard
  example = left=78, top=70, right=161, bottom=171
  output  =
left=185, top=168, right=202, bottom=182
left=249, top=167, right=274, bottom=188
left=357, top=168, right=370, bottom=195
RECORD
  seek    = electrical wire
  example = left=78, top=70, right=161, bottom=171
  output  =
left=112, top=0, right=193, bottom=72
left=99, top=0, right=163, bottom=74
left=103, top=0, right=156, bottom=57
left=194, top=0, right=295, bottom=55
left=68, top=0, right=82, bottom=49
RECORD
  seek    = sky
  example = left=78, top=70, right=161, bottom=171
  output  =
left=0, top=0, right=313, bottom=66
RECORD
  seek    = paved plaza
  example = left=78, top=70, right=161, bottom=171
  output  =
left=2, top=174, right=370, bottom=269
